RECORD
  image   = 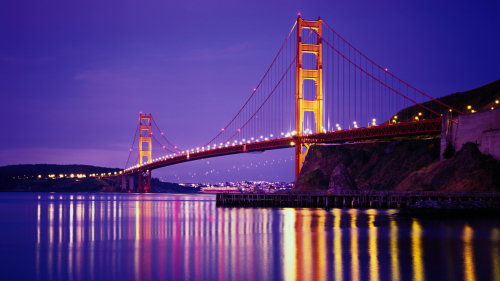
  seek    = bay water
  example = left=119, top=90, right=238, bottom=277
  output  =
left=0, top=192, right=498, bottom=281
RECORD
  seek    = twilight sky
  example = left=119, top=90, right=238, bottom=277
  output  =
left=1, top=0, right=499, bottom=183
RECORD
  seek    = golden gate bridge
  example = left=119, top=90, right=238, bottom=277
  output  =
left=109, top=16, right=462, bottom=192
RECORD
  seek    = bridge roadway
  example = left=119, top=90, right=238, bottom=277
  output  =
left=123, top=118, right=441, bottom=176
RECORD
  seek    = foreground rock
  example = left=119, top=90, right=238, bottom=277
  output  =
left=294, top=139, right=500, bottom=192
left=328, top=164, right=357, bottom=192
left=396, top=200, right=500, bottom=218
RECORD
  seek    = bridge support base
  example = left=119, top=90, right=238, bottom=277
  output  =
left=138, top=169, right=151, bottom=193
left=122, top=175, right=134, bottom=192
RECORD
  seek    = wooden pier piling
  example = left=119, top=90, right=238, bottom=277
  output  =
left=216, top=191, right=500, bottom=209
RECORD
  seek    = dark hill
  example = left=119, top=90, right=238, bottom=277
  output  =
left=0, top=164, right=199, bottom=193
left=0, top=164, right=120, bottom=178
left=294, top=139, right=500, bottom=192
left=388, top=78, right=500, bottom=123
left=0, top=164, right=121, bottom=191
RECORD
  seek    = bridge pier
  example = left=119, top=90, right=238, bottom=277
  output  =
left=138, top=169, right=151, bottom=193
left=121, top=174, right=135, bottom=192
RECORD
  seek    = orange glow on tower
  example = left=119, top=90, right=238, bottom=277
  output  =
left=295, top=16, right=323, bottom=178
left=139, top=114, right=152, bottom=165
left=138, top=114, right=152, bottom=192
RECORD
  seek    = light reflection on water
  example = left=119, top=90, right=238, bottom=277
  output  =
left=0, top=192, right=499, bottom=281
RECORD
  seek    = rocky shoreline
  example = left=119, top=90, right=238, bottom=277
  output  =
left=396, top=200, right=500, bottom=218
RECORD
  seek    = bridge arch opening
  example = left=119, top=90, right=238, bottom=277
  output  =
left=302, top=79, right=317, bottom=101
left=302, top=53, right=317, bottom=71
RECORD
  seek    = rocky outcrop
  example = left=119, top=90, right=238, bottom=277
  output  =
left=294, top=139, right=442, bottom=191
left=328, top=164, right=357, bottom=192
left=294, top=139, right=500, bottom=192
left=395, top=142, right=500, bottom=191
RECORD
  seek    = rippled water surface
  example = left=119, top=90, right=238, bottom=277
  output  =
left=0, top=192, right=499, bottom=281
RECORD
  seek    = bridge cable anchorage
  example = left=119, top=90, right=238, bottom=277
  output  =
left=301, top=19, right=445, bottom=119
left=321, top=21, right=463, bottom=115
left=151, top=116, right=181, bottom=152
left=203, top=21, right=298, bottom=148
left=125, top=122, right=140, bottom=169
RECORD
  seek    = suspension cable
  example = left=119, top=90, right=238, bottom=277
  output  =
left=321, top=21, right=463, bottom=114
left=302, top=20, right=445, bottom=118
left=125, top=122, right=140, bottom=169
left=151, top=116, right=181, bottom=151
left=204, top=20, right=298, bottom=147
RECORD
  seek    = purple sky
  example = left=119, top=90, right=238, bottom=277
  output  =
left=1, top=1, right=499, bottom=183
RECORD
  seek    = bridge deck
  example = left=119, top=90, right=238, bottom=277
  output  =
left=123, top=118, right=441, bottom=175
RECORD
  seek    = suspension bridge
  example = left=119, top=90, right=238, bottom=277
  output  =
left=106, top=16, right=462, bottom=192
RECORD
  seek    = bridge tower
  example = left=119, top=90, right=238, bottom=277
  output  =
left=138, top=113, right=152, bottom=192
left=295, top=16, right=323, bottom=178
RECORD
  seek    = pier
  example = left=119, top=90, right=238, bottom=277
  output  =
left=216, top=191, right=500, bottom=209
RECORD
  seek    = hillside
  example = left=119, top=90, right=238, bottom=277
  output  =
left=294, top=139, right=500, bottom=191
left=388, top=78, right=500, bottom=123
left=0, top=164, right=198, bottom=193
left=0, top=164, right=121, bottom=178
left=0, top=164, right=121, bottom=191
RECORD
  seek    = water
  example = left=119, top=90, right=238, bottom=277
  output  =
left=0, top=193, right=498, bottom=281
